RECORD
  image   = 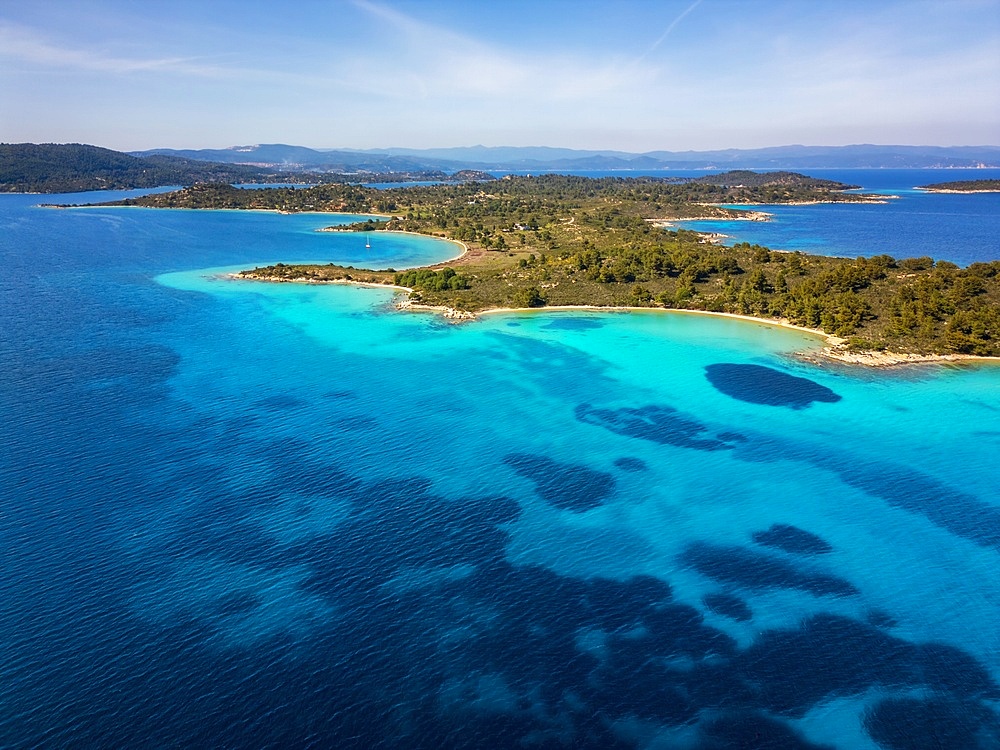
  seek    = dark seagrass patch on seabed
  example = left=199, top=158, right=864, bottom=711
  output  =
left=681, top=541, right=857, bottom=597
left=867, top=610, right=898, bottom=630
left=576, top=403, right=745, bottom=451
left=705, top=363, right=842, bottom=408
left=703, top=592, right=753, bottom=622
left=252, top=393, right=306, bottom=412
left=864, top=696, right=1000, bottom=750
left=541, top=317, right=605, bottom=331
left=735, top=613, right=1000, bottom=716
left=822, top=457, right=1000, bottom=552
left=613, top=456, right=648, bottom=472
left=503, top=453, right=615, bottom=511
left=752, top=523, right=833, bottom=555
left=700, top=712, right=835, bottom=749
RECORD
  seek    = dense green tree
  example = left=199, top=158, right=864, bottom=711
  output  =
left=514, top=286, right=546, bottom=308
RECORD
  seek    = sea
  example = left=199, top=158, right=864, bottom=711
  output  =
left=1, top=170, right=998, bottom=749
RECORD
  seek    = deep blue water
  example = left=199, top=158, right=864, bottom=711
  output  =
left=1, top=188, right=999, bottom=749
left=667, top=168, right=1000, bottom=266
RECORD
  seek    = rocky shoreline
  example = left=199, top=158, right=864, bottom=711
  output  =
left=806, top=346, right=993, bottom=368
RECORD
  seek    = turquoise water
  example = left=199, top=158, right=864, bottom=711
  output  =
left=2, top=190, right=999, bottom=748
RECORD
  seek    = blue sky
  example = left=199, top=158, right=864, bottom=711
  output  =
left=1, top=0, right=998, bottom=151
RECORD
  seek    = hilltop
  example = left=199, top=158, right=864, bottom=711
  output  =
left=0, top=143, right=288, bottom=193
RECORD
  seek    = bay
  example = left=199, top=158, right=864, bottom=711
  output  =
left=662, top=167, right=1000, bottom=266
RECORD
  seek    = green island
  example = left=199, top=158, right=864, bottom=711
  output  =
left=0, top=143, right=496, bottom=193
left=916, top=178, right=1000, bottom=193
left=1, top=143, right=287, bottom=193
left=99, top=172, right=1000, bottom=364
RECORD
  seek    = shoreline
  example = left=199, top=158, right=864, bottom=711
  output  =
left=230, top=273, right=998, bottom=368
left=915, top=187, right=1000, bottom=194
left=45, top=203, right=397, bottom=219
left=648, top=210, right=772, bottom=228
left=479, top=305, right=995, bottom=367
left=370, top=230, right=470, bottom=265
left=772, top=196, right=897, bottom=204
left=647, top=195, right=897, bottom=229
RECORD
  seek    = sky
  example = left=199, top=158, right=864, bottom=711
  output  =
left=1, top=0, right=998, bottom=152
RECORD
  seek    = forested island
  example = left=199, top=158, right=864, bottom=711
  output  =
left=0, top=143, right=292, bottom=192
left=93, top=172, right=999, bottom=360
left=916, top=179, right=1000, bottom=193
left=0, top=143, right=496, bottom=193
left=102, top=171, right=877, bottom=216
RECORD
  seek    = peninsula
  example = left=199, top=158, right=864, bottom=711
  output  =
left=97, top=172, right=1000, bottom=362
left=916, top=179, right=1000, bottom=193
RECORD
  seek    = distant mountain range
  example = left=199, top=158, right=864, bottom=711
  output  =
left=4, top=142, right=999, bottom=194
left=136, top=143, right=1000, bottom=171
left=0, top=143, right=466, bottom=193
left=135, top=145, right=464, bottom=174
left=0, top=143, right=292, bottom=193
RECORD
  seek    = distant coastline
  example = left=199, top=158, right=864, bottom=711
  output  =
left=916, top=188, right=1000, bottom=194
left=915, top=178, right=1000, bottom=194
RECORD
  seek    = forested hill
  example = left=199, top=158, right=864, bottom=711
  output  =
left=102, top=172, right=877, bottom=215
left=0, top=143, right=500, bottom=193
left=916, top=179, right=1000, bottom=193
left=0, top=143, right=291, bottom=193
left=690, top=170, right=858, bottom=189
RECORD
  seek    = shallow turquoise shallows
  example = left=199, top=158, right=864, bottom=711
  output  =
left=1, top=182, right=998, bottom=749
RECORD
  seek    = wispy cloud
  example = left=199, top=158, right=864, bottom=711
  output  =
left=2, top=1, right=994, bottom=150
left=0, top=21, right=243, bottom=78
left=347, top=0, right=659, bottom=102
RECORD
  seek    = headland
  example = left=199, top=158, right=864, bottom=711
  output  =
left=85, top=172, right=1000, bottom=364
left=916, top=179, right=1000, bottom=194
